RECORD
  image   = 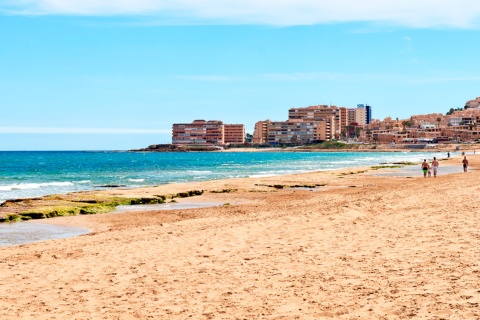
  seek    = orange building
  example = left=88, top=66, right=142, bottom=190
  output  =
left=252, top=120, right=271, bottom=143
left=172, top=120, right=244, bottom=145
left=224, top=124, right=245, bottom=144
left=172, top=120, right=224, bottom=145
left=288, top=105, right=347, bottom=137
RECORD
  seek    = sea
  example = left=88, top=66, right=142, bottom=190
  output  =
left=0, top=150, right=446, bottom=204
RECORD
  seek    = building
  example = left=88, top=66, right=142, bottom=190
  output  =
left=172, top=120, right=225, bottom=145
left=315, top=117, right=336, bottom=141
left=348, top=107, right=367, bottom=126
left=252, top=120, right=271, bottom=143
left=224, top=124, right=245, bottom=144
left=366, top=105, right=372, bottom=124
left=357, top=104, right=372, bottom=125
left=465, top=97, right=480, bottom=109
left=267, top=119, right=317, bottom=144
left=288, top=105, right=347, bottom=137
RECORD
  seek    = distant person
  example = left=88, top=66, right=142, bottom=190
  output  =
left=447, top=152, right=450, bottom=158
left=427, top=164, right=432, bottom=178
left=462, top=156, right=469, bottom=172
left=432, top=157, right=439, bottom=177
left=421, top=159, right=429, bottom=178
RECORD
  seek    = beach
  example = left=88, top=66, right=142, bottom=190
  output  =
left=0, top=154, right=479, bottom=319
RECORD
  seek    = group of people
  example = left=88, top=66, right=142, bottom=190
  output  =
left=421, top=154, right=469, bottom=178
left=421, top=157, right=439, bottom=178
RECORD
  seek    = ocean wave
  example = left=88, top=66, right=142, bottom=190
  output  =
left=186, top=170, right=213, bottom=174
left=76, top=180, right=92, bottom=184
left=0, top=182, right=74, bottom=191
left=128, top=178, right=145, bottom=182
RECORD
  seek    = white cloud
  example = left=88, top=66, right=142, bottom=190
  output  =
left=175, top=75, right=243, bottom=82
left=175, top=71, right=480, bottom=84
left=3, top=0, right=480, bottom=28
left=0, top=127, right=171, bottom=134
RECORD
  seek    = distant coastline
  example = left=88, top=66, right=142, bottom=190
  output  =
left=130, top=141, right=476, bottom=153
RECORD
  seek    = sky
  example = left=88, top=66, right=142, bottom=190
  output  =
left=1, top=0, right=480, bottom=150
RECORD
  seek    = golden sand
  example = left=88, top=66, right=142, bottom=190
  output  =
left=0, top=154, right=478, bottom=319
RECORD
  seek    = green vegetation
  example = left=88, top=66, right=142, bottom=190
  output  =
left=0, top=190, right=206, bottom=223
left=446, top=107, right=465, bottom=115
left=301, top=141, right=357, bottom=150
left=255, top=183, right=326, bottom=189
left=370, top=165, right=404, bottom=170
left=210, top=189, right=237, bottom=193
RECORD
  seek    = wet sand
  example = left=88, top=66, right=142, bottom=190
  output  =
left=0, top=154, right=478, bottom=319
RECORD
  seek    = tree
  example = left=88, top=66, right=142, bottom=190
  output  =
left=446, top=107, right=464, bottom=115
left=402, top=120, right=413, bottom=133
left=290, top=135, right=298, bottom=145
left=355, top=127, right=362, bottom=138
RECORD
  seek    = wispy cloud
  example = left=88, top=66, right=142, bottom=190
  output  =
left=0, top=127, right=171, bottom=134
left=3, top=0, right=480, bottom=28
left=176, top=71, right=480, bottom=84
left=175, top=75, right=244, bottom=82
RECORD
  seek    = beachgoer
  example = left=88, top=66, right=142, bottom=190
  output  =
left=462, top=156, right=469, bottom=172
left=421, top=159, right=429, bottom=178
left=447, top=152, right=450, bottom=158
left=432, top=157, right=439, bottom=177
left=427, top=164, right=432, bottom=177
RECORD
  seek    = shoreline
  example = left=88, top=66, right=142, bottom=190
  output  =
left=0, top=151, right=469, bottom=224
left=0, top=156, right=480, bottom=319
left=0, top=154, right=478, bottom=318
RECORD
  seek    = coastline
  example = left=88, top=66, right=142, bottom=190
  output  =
left=0, top=153, right=478, bottom=318
left=0, top=152, right=460, bottom=223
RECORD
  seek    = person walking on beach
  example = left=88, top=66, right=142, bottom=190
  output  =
left=427, top=164, right=432, bottom=177
left=462, top=156, right=469, bottom=172
left=432, top=157, right=439, bottom=177
left=421, top=159, right=429, bottom=178
left=447, top=152, right=450, bottom=158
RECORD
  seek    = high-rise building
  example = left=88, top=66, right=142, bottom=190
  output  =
left=267, top=119, right=317, bottom=144
left=366, top=105, right=372, bottom=124
left=252, top=120, right=271, bottom=143
left=357, top=104, right=372, bottom=125
left=172, top=120, right=224, bottom=144
left=288, top=105, right=347, bottom=137
left=348, top=107, right=367, bottom=126
left=224, top=124, right=245, bottom=144
left=172, top=120, right=245, bottom=145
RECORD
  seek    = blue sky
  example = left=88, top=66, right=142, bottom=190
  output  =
left=1, top=1, right=480, bottom=150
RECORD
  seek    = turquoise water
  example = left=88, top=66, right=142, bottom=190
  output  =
left=0, top=150, right=444, bottom=203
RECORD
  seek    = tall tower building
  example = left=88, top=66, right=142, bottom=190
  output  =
left=357, top=104, right=372, bottom=125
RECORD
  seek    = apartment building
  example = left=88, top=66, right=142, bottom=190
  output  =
left=465, top=97, right=480, bottom=109
left=172, top=120, right=245, bottom=145
left=224, top=124, right=245, bottom=144
left=356, top=104, right=372, bottom=124
left=172, top=120, right=224, bottom=145
left=252, top=120, right=271, bottom=143
left=267, top=119, right=317, bottom=144
left=288, top=105, right=347, bottom=136
left=347, top=107, right=367, bottom=126
left=315, top=117, right=336, bottom=141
